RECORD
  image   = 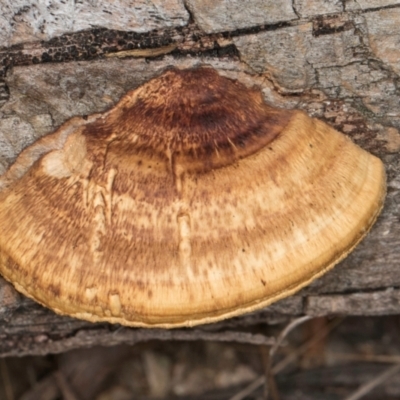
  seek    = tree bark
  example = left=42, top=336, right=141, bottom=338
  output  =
left=1, top=0, right=400, bottom=356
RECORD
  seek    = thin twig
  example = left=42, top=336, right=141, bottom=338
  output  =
left=272, top=317, right=344, bottom=374
left=266, top=316, right=312, bottom=400
left=229, top=376, right=265, bottom=400
left=54, top=371, right=80, bottom=400
left=343, top=363, right=400, bottom=400
left=270, top=316, right=312, bottom=359
left=229, top=316, right=313, bottom=400
left=262, top=347, right=280, bottom=400
left=332, top=353, right=400, bottom=364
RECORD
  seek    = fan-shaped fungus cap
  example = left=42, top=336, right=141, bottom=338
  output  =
left=0, top=67, right=386, bottom=328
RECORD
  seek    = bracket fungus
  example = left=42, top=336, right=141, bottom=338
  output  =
left=0, top=67, right=386, bottom=328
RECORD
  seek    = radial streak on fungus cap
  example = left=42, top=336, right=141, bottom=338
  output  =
left=0, top=67, right=386, bottom=328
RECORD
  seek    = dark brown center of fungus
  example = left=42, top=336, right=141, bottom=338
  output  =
left=83, top=68, right=292, bottom=173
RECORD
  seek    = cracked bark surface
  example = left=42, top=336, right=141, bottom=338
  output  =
left=0, top=0, right=400, bottom=356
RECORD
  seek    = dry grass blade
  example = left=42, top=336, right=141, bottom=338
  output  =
left=343, top=363, right=400, bottom=400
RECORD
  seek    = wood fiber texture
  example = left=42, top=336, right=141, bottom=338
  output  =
left=0, top=0, right=399, bottom=355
